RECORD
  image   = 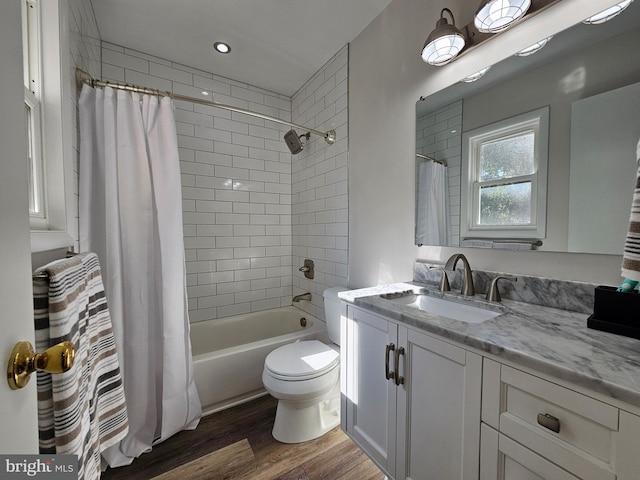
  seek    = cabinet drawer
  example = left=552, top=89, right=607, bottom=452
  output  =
left=496, top=366, right=618, bottom=480
left=481, top=424, right=580, bottom=480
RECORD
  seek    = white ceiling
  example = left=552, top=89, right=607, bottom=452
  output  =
left=91, top=0, right=392, bottom=97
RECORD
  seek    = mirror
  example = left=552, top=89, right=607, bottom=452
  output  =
left=416, top=1, right=640, bottom=254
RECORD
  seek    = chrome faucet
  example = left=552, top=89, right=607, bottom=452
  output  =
left=293, top=292, right=312, bottom=302
left=444, top=254, right=475, bottom=297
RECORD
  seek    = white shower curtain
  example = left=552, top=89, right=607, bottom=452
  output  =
left=416, top=161, right=448, bottom=245
left=78, top=85, right=201, bottom=467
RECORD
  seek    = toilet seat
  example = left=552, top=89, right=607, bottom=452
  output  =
left=264, top=340, right=339, bottom=381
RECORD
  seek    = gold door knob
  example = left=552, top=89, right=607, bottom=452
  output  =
left=7, top=340, right=75, bottom=390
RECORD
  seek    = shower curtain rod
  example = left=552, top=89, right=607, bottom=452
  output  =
left=416, top=153, right=447, bottom=166
left=75, top=69, right=336, bottom=145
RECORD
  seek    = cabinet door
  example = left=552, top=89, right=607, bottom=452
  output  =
left=616, top=410, right=640, bottom=480
left=396, top=327, right=482, bottom=480
left=342, top=306, right=398, bottom=477
left=480, top=424, right=579, bottom=480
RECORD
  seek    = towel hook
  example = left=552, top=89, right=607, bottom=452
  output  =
left=7, top=341, right=75, bottom=390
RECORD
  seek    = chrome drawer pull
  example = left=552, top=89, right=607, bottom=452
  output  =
left=537, top=413, right=560, bottom=433
left=385, top=343, right=396, bottom=381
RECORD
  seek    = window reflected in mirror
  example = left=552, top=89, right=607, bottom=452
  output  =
left=461, top=107, right=548, bottom=241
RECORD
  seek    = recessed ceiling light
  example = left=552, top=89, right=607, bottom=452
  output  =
left=213, top=42, right=231, bottom=54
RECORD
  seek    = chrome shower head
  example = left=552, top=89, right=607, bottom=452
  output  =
left=284, top=129, right=310, bottom=155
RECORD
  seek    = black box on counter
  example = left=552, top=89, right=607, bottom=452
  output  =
left=587, top=285, right=640, bottom=340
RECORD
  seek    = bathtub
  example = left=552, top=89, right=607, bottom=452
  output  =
left=190, top=306, right=330, bottom=415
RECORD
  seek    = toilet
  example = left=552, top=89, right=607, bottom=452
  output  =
left=262, top=287, right=348, bottom=443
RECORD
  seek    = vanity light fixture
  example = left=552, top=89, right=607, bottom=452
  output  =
left=474, top=0, right=531, bottom=33
left=516, top=36, right=553, bottom=56
left=213, top=41, right=231, bottom=54
left=461, top=66, right=491, bottom=82
left=421, top=8, right=466, bottom=66
left=583, top=0, right=633, bottom=24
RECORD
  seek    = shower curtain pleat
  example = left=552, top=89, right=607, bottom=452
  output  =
left=79, top=85, right=201, bottom=468
left=416, top=161, right=448, bottom=245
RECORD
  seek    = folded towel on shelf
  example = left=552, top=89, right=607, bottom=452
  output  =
left=492, top=241, right=535, bottom=251
left=461, top=238, right=541, bottom=250
left=460, top=239, right=493, bottom=248
left=33, top=252, right=128, bottom=480
left=621, top=137, right=640, bottom=281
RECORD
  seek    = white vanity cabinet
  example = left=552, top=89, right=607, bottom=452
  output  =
left=341, top=305, right=482, bottom=480
left=480, top=359, right=640, bottom=480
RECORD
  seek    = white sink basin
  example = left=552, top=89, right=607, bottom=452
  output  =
left=389, top=294, right=501, bottom=323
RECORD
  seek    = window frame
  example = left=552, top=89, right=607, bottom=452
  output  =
left=460, top=107, right=549, bottom=240
left=25, top=88, right=47, bottom=228
left=23, top=0, right=47, bottom=228
left=22, top=0, right=75, bottom=252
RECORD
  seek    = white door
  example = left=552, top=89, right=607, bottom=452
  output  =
left=0, top=0, right=40, bottom=454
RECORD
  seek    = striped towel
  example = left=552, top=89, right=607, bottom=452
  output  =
left=622, top=138, right=640, bottom=281
left=33, top=252, right=128, bottom=480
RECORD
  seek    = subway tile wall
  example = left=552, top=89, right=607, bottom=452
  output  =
left=416, top=99, right=462, bottom=246
left=66, top=0, right=102, bottom=249
left=101, top=42, right=349, bottom=323
left=102, top=42, right=293, bottom=322
left=291, top=46, right=349, bottom=320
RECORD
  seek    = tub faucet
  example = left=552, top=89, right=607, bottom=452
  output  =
left=293, top=292, right=312, bottom=302
left=444, top=253, right=475, bottom=297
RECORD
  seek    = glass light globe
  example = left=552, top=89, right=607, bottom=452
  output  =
left=583, top=0, right=633, bottom=24
left=422, top=34, right=466, bottom=66
left=516, top=36, right=553, bottom=56
left=475, top=0, right=532, bottom=33
left=461, top=66, right=491, bottom=83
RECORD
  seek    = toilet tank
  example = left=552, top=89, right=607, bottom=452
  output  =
left=323, top=287, right=349, bottom=346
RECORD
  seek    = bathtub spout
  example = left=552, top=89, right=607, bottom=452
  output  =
left=293, top=292, right=312, bottom=302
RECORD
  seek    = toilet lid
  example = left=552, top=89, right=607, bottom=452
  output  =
left=265, top=340, right=339, bottom=380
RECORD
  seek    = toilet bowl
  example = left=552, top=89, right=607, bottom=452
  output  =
left=262, top=287, right=347, bottom=443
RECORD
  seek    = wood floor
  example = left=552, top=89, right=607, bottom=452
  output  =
left=101, top=395, right=385, bottom=480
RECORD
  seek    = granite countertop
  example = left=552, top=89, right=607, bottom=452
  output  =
left=339, top=282, right=640, bottom=409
